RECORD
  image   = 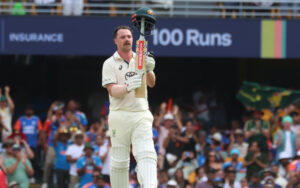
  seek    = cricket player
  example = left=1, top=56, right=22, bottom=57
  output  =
left=102, top=25, right=157, bottom=188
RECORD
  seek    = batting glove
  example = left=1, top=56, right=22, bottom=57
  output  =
left=145, top=55, right=155, bottom=73
left=126, top=74, right=142, bottom=92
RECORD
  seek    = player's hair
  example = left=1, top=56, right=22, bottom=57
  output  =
left=113, top=26, right=133, bottom=38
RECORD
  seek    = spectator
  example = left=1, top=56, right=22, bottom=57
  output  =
left=66, top=99, right=88, bottom=130
left=194, top=167, right=207, bottom=185
left=259, top=168, right=281, bottom=188
left=223, top=148, right=244, bottom=173
left=41, top=102, right=65, bottom=188
left=168, top=151, right=198, bottom=181
left=14, top=106, right=43, bottom=182
left=228, top=129, right=249, bottom=158
left=244, top=110, right=270, bottom=152
left=166, top=179, right=178, bottom=188
left=224, top=168, right=242, bottom=188
left=274, top=115, right=296, bottom=161
left=66, top=130, right=85, bottom=188
left=158, top=169, right=169, bottom=188
left=173, top=168, right=188, bottom=188
left=83, top=169, right=109, bottom=188
left=270, top=161, right=288, bottom=188
left=195, top=131, right=209, bottom=167
left=248, top=173, right=261, bottom=188
left=163, top=124, right=184, bottom=169
left=86, top=121, right=102, bottom=144
left=196, top=168, right=216, bottom=188
left=204, top=150, right=223, bottom=174
left=244, top=141, right=268, bottom=180
left=7, top=132, right=34, bottom=160
left=65, top=110, right=85, bottom=132
left=0, top=86, right=15, bottom=140
left=62, top=0, right=84, bottom=16
left=77, top=142, right=102, bottom=187
left=53, top=128, right=71, bottom=188
left=240, top=177, right=249, bottom=188
left=98, top=136, right=111, bottom=183
left=4, top=144, right=34, bottom=188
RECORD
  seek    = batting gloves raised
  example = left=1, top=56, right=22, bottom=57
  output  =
left=145, top=56, right=155, bottom=72
left=126, top=74, right=143, bottom=92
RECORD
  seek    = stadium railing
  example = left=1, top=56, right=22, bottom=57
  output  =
left=1, top=0, right=300, bottom=18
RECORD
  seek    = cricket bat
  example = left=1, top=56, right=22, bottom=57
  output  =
left=135, top=17, right=147, bottom=98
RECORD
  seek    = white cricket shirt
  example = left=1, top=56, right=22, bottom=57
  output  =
left=102, top=51, right=149, bottom=112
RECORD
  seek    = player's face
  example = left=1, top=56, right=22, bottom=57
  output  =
left=114, top=29, right=133, bottom=53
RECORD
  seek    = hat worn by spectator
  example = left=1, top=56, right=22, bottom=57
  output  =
left=84, top=142, right=94, bottom=151
left=234, top=129, right=243, bottom=135
left=71, top=130, right=85, bottom=142
left=230, top=148, right=240, bottom=156
left=12, top=144, right=21, bottom=151
left=8, top=131, right=26, bottom=141
left=164, top=113, right=174, bottom=121
left=166, top=153, right=177, bottom=165
left=212, top=132, right=222, bottom=142
left=0, top=96, right=6, bottom=102
left=282, top=116, right=293, bottom=124
left=167, top=179, right=178, bottom=186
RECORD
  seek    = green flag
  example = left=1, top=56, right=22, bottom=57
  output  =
left=236, top=81, right=300, bottom=109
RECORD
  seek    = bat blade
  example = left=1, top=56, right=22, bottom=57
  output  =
left=135, top=39, right=147, bottom=98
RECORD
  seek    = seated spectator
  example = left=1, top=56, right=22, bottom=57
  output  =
left=244, top=110, right=270, bottom=152
left=11, top=2, right=26, bottom=15
left=53, top=128, right=71, bottom=188
left=158, top=169, right=169, bottom=188
left=66, top=130, right=85, bottom=188
left=4, top=144, right=34, bottom=188
left=204, top=150, right=223, bottom=174
left=259, top=168, right=281, bottom=188
left=287, top=151, right=300, bottom=177
left=77, top=142, right=102, bottom=187
left=228, top=129, right=249, bottom=158
left=194, top=167, right=207, bottom=185
left=83, top=169, right=109, bottom=188
left=168, top=151, right=198, bottom=181
left=174, top=168, right=188, bottom=188
left=240, top=177, right=248, bottom=188
left=223, top=148, right=244, bottom=173
left=244, top=141, right=268, bottom=180
left=0, top=86, right=15, bottom=140
left=248, top=172, right=261, bottom=188
left=274, top=116, right=296, bottom=161
left=62, top=0, right=84, bottom=16
left=196, top=168, right=216, bottom=188
left=270, top=161, right=288, bottom=188
left=86, top=121, right=102, bottom=144
left=195, top=131, right=209, bottom=167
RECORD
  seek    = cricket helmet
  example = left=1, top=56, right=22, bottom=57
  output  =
left=131, top=7, right=156, bottom=36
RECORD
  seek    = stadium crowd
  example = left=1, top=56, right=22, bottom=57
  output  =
left=1, top=85, right=300, bottom=188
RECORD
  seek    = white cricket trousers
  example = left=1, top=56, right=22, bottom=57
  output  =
left=108, top=110, right=157, bottom=188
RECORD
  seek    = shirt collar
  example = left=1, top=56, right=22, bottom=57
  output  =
left=113, top=51, right=136, bottom=62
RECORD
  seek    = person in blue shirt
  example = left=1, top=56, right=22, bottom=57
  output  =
left=223, top=148, right=244, bottom=172
left=53, top=128, right=71, bottom=188
left=67, top=100, right=88, bottom=129
left=77, top=142, right=102, bottom=187
left=83, top=169, right=109, bottom=188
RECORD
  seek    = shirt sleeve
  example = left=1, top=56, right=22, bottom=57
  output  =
left=77, top=158, right=84, bottom=170
left=102, top=60, right=117, bottom=87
